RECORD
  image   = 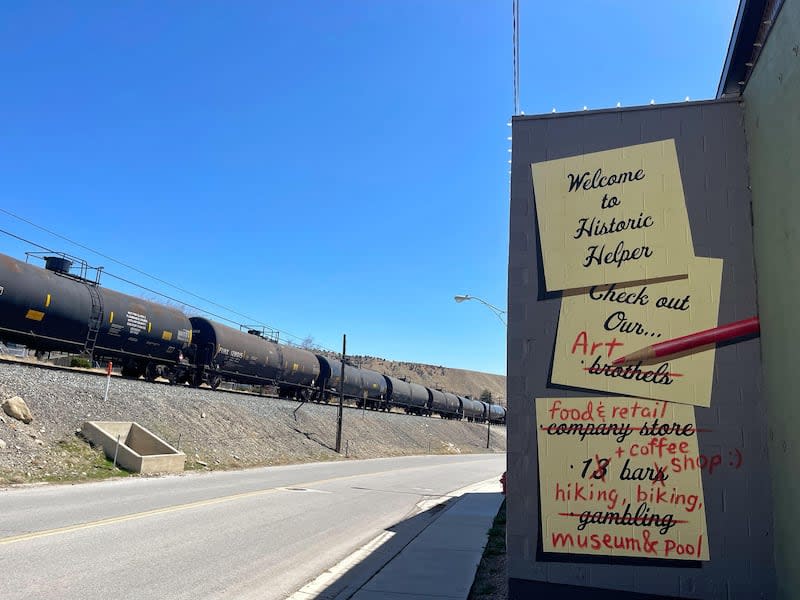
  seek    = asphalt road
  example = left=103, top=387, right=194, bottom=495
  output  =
left=0, top=454, right=505, bottom=599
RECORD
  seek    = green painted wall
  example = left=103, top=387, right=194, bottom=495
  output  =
left=742, top=2, right=800, bottom=598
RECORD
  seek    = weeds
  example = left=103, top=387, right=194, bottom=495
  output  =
left=468, top=500, right=507, bottom=600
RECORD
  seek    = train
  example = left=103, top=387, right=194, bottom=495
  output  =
left=0, top=251, right=506, bottom=424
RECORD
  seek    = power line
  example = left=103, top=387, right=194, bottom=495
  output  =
left=512, top=0, right=520, bottom=115
left=0, top=227, right=242, bottom=327
left=0, top=227, right=53, bottom=253
left=0, top=207, right=286, bottom=335
left=98, top=271, right=262, bottom=330
left=0, top=217, right=333, bottom=351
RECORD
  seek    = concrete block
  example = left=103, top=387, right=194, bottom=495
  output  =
left=81, top=421, right=186, bottom=474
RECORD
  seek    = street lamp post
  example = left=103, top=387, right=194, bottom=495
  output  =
left=453, top=294, right=506, bottom=449
left=453, top=294, right=507, bottom=326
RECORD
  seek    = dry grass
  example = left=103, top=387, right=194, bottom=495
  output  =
left=468, top=500, right=507, bottom=600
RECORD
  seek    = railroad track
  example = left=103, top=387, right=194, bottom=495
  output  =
left=0, top=354, right=449, bottom=419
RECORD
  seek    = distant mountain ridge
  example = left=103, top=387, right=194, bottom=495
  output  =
left=342, top=354, right=507, bottom=407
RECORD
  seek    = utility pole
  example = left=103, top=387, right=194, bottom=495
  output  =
left=335, top=334, right=346, bottom=453
left=487, top=411, right=492, bottom=449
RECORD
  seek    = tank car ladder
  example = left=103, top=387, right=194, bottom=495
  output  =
left=84, top=283, right=104, bottom=359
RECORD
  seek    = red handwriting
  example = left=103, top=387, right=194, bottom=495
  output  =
left=615, top=438, right=690, bottom=459
left=571, top=331, right=624, bottom=357
left=670, top=448, right=744, bottom=475
left=611, top=401, right=667, bottom=419
left=547, top=399, right=603, bottom=421
left=549, top=530, right=705, bottom=558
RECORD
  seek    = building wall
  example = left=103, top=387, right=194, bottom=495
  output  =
left=507, top=100, right=775, bottom=598
left=741, top=1, right=800, bottom=597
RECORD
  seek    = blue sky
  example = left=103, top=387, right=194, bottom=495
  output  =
left=0, top=1, right=739, bottom=377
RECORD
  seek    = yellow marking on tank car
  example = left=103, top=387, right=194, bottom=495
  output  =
left=148, top=322, right=152, bottom=333
left=25, top=309, right=45, bottom=321
left=162, top=331, right=173, bottom=341
left=109, top=311, right=114, bottom=323
left=45, top=294, right=51, bottom=307
left=292, top=363, right=299, bottom=371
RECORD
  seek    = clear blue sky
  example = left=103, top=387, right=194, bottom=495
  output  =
left=0, top=1, right=739, bottom=377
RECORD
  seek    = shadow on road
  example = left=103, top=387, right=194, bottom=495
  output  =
left=293, top=492, right=466, bottom=600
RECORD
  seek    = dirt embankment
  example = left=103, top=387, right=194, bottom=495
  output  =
left=0, top=359, right=506, bottom=486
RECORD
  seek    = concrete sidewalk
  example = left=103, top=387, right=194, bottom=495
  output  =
left=350, top=478, right=505, bottom=600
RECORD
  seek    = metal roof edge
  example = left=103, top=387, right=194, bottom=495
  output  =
left=716, top=0, right=784, bottom=98
left=717, top=0, right=752, bottom=98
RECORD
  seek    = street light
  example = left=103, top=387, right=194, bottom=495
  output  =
left=453, top=293, right=506, bottom=449
left=453, top=294, right=507, bottom=326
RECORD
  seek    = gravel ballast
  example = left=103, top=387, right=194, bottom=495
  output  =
left=0, top=361, right=506, bottom=485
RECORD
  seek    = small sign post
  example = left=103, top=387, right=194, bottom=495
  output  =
left=103, top=361, right=112, bottom=401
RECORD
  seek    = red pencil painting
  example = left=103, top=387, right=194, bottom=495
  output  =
left=612, top=317, right=760, bottom=365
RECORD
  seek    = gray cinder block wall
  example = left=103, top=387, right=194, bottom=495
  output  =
left=507, top=99, right=775, bottom=598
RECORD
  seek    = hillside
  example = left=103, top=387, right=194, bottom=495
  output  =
left=336, top=354, right=507, bottom=406
left=0, top=358, right=506, bottom=486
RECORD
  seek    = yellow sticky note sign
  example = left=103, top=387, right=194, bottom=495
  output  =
left=531, top=139, right=694, bottom=291
left=536, top=396, right=709, bottom=561
left=551, top=257, right=723, bottom=407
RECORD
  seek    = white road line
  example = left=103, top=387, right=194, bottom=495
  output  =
left=286, top=476, right=502, bottom=599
